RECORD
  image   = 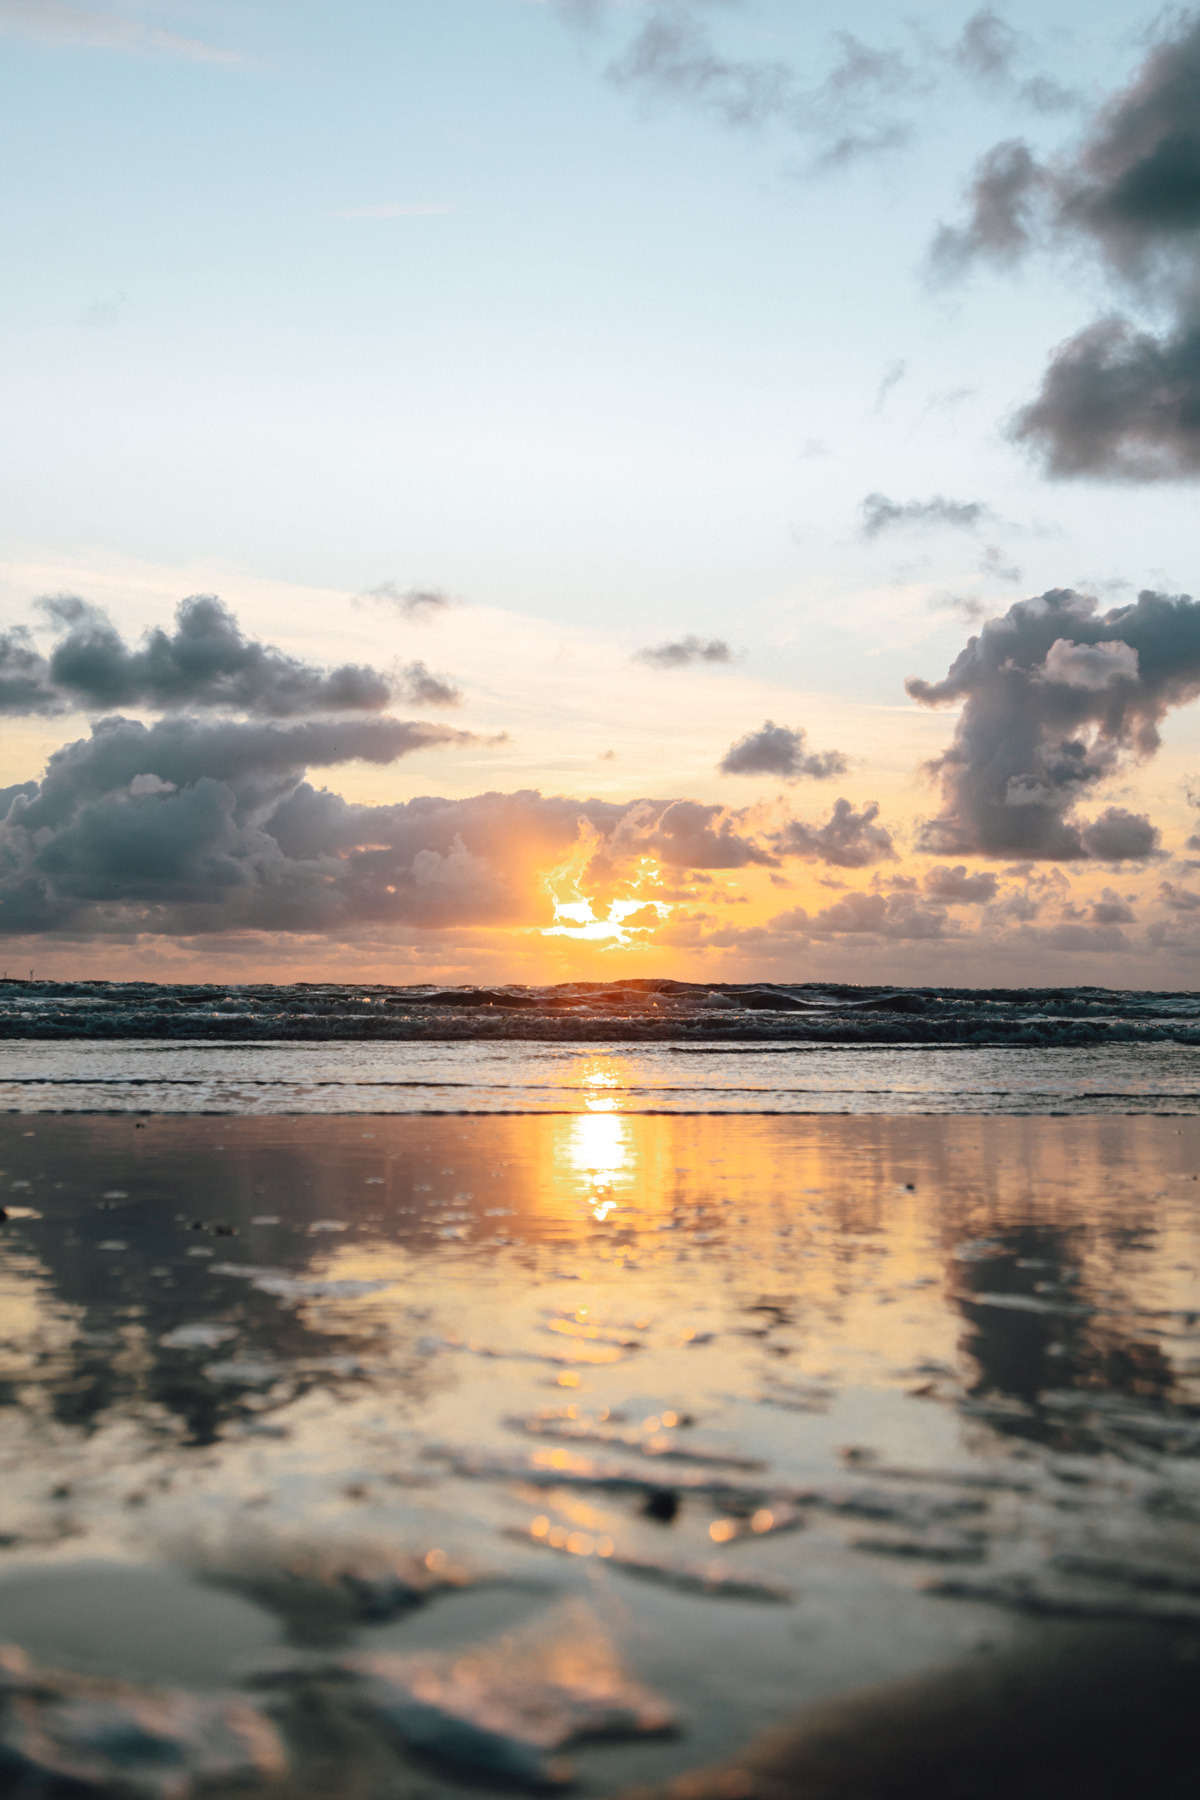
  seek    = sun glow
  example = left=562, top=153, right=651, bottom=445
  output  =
left=540, top=831, right=669, bottom=944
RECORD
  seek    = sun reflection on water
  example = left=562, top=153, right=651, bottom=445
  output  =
left=561, top=1084, right=633, bottom=1222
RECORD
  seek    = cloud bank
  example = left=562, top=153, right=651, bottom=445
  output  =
left=906, top=586, right=1200, bottom=858
left=0, top=703, right=893, bottom=937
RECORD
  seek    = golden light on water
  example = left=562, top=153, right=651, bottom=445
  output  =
left=565, top=1101, right=633, bottom=1222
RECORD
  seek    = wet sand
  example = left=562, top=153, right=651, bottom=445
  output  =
left=1, top=1112, right=1198, bottom=1796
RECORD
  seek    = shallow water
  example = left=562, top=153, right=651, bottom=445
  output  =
left=1, top=1111, right=1198, bottom=1795
left=6, top=1036, right=1200, bottom=1113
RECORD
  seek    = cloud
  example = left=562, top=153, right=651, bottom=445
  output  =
left=359, top=582, right=454, bottom=620
left=773, top=797, right=896, bottom=868
left=392, top=662, right=462, bottom=707
left=600, top=1, right=926, bottom=169
left=21, top=716, right=476, bottom=825
left=0, top=713, right=489, bottom=935
left=809, top=890, right=949, bottom=938
left=1036, top=919, right=1132, bottom=953
left=633, top=635, right=732, bottom=668
left=566, top=5, right=1069, bottom=171
left=604, top=798, right=779, bottom=872
left=923, top=864, right=999, bottom=903
left=947, top=8, right=1076, bottom=112
left=860, top=492, right=994, bottom=538
left=769, top=888, right=949, bottom=939
left=929, top=593, right=989, bottom=624
left=1038, top=636, right=1139, bottom=689
left=905, top=586, right=1197, bottom=858
left=933, top=15, right=1200, bottom=478
left=0, top=1, right=238, bottom=62
left=929, top=139, right=1050, bottom=274
left=1077, top=805, right=1161, bottom=861
left=0, top=595, right=435, bottom=718
left=1012, top=318, right=1200, bottom=479
left=0, top=625, right=59, bottom=716
left=1160, top=879, right=1200, bottom=912
left=979, top=544, right=1023, bottom=584
left=718, top=720, right=848, bottom=781
left=1089, top=886, right=1135, bottom=924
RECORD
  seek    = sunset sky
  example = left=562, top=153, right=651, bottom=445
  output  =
left=4, top=0, right=1200, bottom=986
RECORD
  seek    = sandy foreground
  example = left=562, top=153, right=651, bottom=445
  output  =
left=0, top=1112, right=1198, bottom=1797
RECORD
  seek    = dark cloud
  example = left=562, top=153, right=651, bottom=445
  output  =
left=0, top=595, right=427, bottom=719
left=0, top=626, right=58, bottom=715
left=360, top=582, right=454, bottom=619
left=13, top=715, right=476, bottom=836
left=0, top=713, right=486, bottom=935
left=1078, top=805, right=1161, bottom=861
left=860, top=493, right=994, bottom=538
left=906, top=586, right=1194, bottom=858
left=1011, top=317, right=1200, bottom=479
left=633, top=636, right=732, bottom=668
left=718, top=720, right=848, bottom=781
left=934, top=16, right=1200, bottom=478
left=773, top=797, right=897, bottom=868
left=923, top=864, right=999, bottom=903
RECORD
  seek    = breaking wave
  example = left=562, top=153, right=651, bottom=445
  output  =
left=4, top=978, right=1200, bottom=1046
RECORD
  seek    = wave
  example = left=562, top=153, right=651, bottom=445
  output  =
left=4, top=978, right=1200, bottom=1047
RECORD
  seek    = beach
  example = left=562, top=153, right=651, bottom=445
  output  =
left=2, top=1092, right=1198, bottom=1795
left=9, top=1, right=1200, bottom=1788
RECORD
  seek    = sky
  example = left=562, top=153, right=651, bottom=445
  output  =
left=3, top=0, right=1200, bottom=987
